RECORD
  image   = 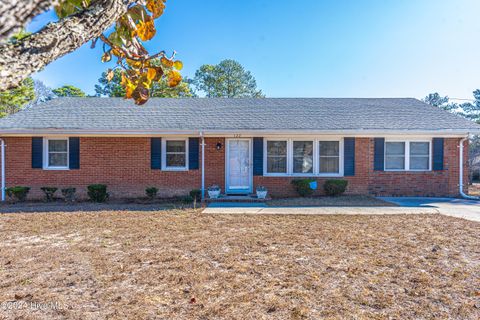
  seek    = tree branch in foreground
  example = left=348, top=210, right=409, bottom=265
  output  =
left=0, top=0, right=132, bottom=90
left=0, top=0, right=57, bottom=41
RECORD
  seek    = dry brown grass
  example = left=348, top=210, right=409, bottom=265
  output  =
left=0, top=209, right=479, bottom=319
left=267, top=195, right=396, bottom=207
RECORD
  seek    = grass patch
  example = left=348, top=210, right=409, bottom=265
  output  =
left=267, top=195, right=397, bottom=207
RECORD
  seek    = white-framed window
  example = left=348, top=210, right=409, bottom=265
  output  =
left=319, top=140, right=340, bottom=174
left=409, top=142, right=430, bottom=170
left=385, top=142, right=405, bottom=170
left=43, top=138, right=69, bottom=170
left=162, top=138, right=188, bottom=170
left=384, top=140, right=431, bottom=171
left=266, top=140, right=288, bottom=174
left=264, top=138, right=343, bottom=177
left=292, top=140, right=314, bottom=174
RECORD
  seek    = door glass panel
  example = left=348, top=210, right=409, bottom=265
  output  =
left=228, top=140, right=250, bottom=190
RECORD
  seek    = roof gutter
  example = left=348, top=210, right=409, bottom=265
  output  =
left=0, top=128, right=478, bottom=137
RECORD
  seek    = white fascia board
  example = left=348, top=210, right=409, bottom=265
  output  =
left=0, top=128, right=477, bottom=137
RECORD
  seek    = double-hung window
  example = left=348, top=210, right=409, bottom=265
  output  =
left=409, top=142, right=430, bottom=170
left=385, top=142, right=405, bottom=170
left=319, top=141, right=340, bottom=174
left=44, top=138, right=69, bottom=169
left=163, top=139, right=188, bottom=170
left=266, top=140, right=288, bottom=174
left=385, top=140, right=431, bottom=171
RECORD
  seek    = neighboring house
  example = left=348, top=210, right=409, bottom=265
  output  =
left=0, top=97, right=479, bottom=200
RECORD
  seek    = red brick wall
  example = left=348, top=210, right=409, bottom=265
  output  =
left=0, top=136, right=467, bottom=200
left=254, top=138, right=466, bottom=198
left=366, top=138, right=467, bottom=197
left=204, top=138, right=226, bottom=191
left=2, top=137, right=201, bottom=199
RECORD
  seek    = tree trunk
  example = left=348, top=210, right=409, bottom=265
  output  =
left=0, top=0, right=132, bottom=90
left=0, top=0, right=57, bottom=41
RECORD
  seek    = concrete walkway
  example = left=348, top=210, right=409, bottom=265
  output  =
left=380, top=197, right=480, bottom=222
left=203, top=197, right=480, bottom=222
left=203, top=203, right=438, bottom=215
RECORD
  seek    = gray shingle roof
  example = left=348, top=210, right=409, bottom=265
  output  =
left=0, top=97, right=478, bottom=133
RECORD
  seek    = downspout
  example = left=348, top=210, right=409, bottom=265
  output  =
left=200, top=132, right=205, bottom=201
left=459, top=135, right=479, bottom=200
left=0, top=139, right=5, bottom=201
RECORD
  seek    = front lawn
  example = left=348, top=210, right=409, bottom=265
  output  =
left=0, top=209, right=478, bottom=319
left=267, top=195, right=396, bottom=207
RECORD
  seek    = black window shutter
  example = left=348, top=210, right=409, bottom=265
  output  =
left=32, top=137, right=43, bottom=168
left=253, top=137, right=264, bottom=176
left=68, top=137, right=80, bottom=169
left=188, top=138, right=199, bottom=170
left=432, top=138, right=444, bottom=170
left=344, top=138, right=355, bottom=176
left=151, top=138, right=162, bottom=169
left=374, top=138, right=385, bottom=171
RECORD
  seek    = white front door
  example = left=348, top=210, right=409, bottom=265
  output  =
left=226, top=139, right=252, bottom=194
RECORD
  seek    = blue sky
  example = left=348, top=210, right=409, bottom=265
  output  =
left=28, top=0, right=480, bottom=99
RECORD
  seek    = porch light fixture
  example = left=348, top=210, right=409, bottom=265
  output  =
left=216, top=142, right=223, bottom=150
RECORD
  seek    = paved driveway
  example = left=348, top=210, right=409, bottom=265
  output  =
left=380, top=197, right=480, bottom=222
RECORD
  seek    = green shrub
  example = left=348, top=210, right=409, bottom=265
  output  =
left=61, top=187, right=76, bottom=202
left=40, top=187, right=58, bottom=202
left=189, top=189, right=201, bottom=201
left=291, top=179, right=316, bottom=197
left=180, top=195, right=194, bottom=203
left=87, top=184, right=108, bottom=202
left=6, top=186, right=30, bottom=202
left=145, top=187, right=158, bottom=200
left=323, top=179, right=348, bottom=196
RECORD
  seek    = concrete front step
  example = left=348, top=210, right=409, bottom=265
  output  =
left=204, top=194, right=271, bottom=203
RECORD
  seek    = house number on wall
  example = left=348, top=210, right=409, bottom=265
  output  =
left=233, top=134, right=241, bottom=138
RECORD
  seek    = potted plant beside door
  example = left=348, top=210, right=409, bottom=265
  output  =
left=208, top=185, right=221, bottom=199
left=256, top=186, right=268, bottom=199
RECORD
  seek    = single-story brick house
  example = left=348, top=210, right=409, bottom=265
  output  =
left=0, top=97, right=479, bottom=200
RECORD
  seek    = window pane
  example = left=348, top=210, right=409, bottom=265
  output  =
left=49, top=140, right=67, bottom=152
left=319, top=141, right=339, bottom=156
left=166, top=140, right=185, bottom=153
left=320, top=157, right=339, bottom=173
left=293, top=141, right=313, bottom=173
left=267, top=157, right=287, bottom=173
left=410, top=142, right=429, bottom=156
left=49, top=153, right=68, bottom=167
left=266, top=141, right=287, bottom=173
left=267, top=141, right=287, bottom=156
left=385, top=156, right=405, bottom=170
left=385, top=142, right=405, bottom=156
left=166, top=154, right=186, bottom=167
left=410, top=156, right=429, bottom=170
